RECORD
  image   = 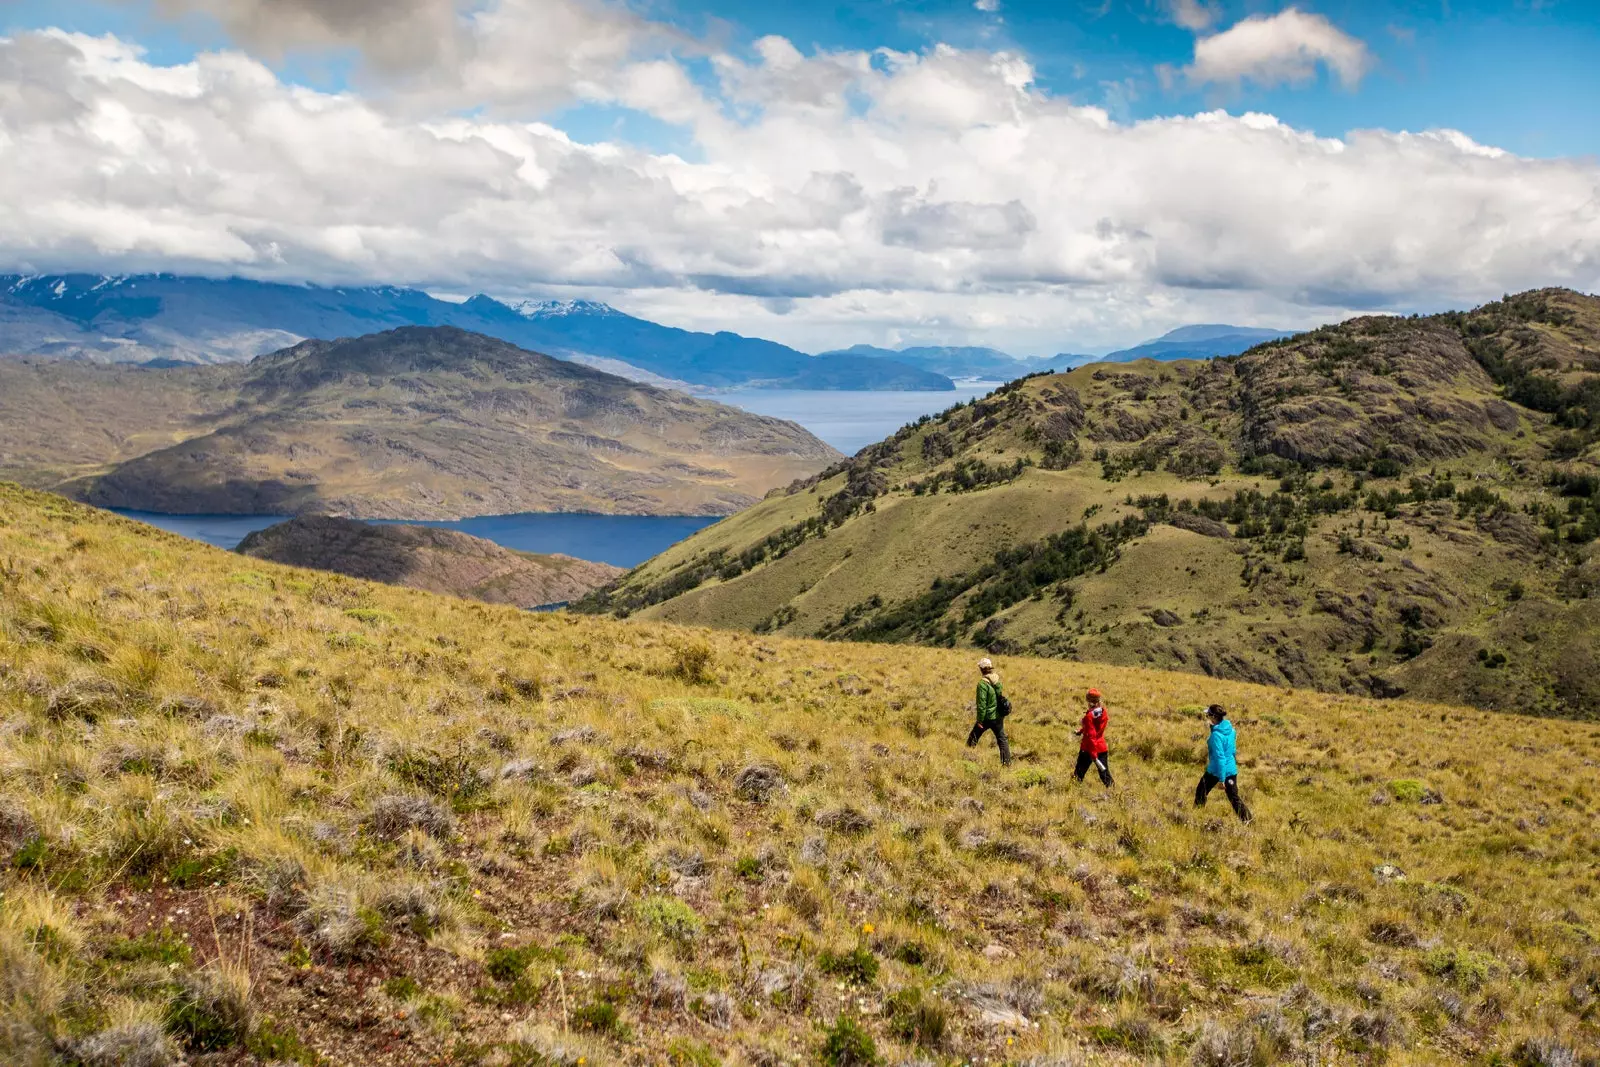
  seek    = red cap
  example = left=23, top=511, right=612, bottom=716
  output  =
left=1087, top=688, right=1102, bottom=699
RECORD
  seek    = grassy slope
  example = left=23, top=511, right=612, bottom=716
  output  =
left=2, top=485, right=1598, bottom=1066
left=599, top=290, right=1600, bottom=718
left=0, top=328, right=840, bottom=520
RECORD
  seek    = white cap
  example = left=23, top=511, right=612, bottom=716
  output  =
left=977, top=657, right=994, bottom=670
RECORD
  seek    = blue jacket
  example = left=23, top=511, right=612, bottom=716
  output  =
left=1206, top=719, right=1238, bottom=779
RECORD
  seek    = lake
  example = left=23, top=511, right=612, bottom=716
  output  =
left=108, top=386, right=999, bottom=563
left=109, top=509, right=721, bottom=568
left=707, top=382, right=1000, bottom=455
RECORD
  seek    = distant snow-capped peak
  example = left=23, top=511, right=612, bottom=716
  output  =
left=505, top=298, right=621, bottom=319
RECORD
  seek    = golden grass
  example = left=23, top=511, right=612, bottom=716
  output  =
left=1, top=484, right=1597, bottom=1065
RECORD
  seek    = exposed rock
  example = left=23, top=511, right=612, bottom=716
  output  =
left=1168, top=512, right=1232, bottom=538
left=1372, top=863, right=1406, bottom=885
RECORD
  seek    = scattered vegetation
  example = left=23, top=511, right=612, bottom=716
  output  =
left=0, top=484, right=1596, bottom=1064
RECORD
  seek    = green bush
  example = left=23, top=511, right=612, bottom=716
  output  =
left=818, top=945, right=879, bottom=986
left=1422, top=947, right=1497, bottom=989
left=572, top=999, right=630, bottom=1039
left=819, top=1016, right=880, bottom=1067
left=485, top=945, right=546, bottom=983
left=1389, top=779, right=1428, bottom=803
left=637, top=895, right=703, bottom=943
left=1014, top=766, right=1050, bottom=788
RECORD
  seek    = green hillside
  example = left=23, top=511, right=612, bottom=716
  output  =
left=1, top=485, right=1597, bottom=1066
left=583, top=289, right=1600, bottom=718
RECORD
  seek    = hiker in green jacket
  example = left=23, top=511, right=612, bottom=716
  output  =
left=966, top=657, right=1012, bottom=765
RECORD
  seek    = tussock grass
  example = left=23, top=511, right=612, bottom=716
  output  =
left=0, top=484, right=1597, bottom=1065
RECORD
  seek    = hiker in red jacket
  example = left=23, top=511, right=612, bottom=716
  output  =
left=1073, top=688, right=1114, bottom=787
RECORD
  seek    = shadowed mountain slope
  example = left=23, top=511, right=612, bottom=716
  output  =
left=236, top=515, right=621, bottom=608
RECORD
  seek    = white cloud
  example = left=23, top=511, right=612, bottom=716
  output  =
left=0, top=27, right=1595, bottom=353
left=126, top=0, right=661, bottom=113
left=975, top=0, right=1001, bottom=13
left=1186, top=7, right=1373, bottom=90
left=1162, top=0, right=1218, bottom=32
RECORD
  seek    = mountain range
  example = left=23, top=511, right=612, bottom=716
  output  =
left=0, top=274, right=951, bottom=391
left=1096, top=324, right=1298, bottom=363
left=580, top=288, right=1600, bottom=719
left=813, top=326, right=1296, bottom=380
left=0, top=326, right=841, bottom=518
left=2, top=273, right=1297, bottom=389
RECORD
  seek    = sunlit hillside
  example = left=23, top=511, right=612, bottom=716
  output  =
left=588, top=289, right=1600, bottom=720
left=1, top=484, right=1596, bottom=1066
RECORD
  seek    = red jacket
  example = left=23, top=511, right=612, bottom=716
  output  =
left=1080, top=704, right=1109, bottom=755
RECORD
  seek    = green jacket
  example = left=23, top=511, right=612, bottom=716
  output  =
left=975, top=678, right=1003, bottom=723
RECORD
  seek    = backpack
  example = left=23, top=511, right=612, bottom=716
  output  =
left=996, top=691, right=1012, bottom=718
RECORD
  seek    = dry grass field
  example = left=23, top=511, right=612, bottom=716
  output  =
left=1, top=484, right=1597, bottom=1066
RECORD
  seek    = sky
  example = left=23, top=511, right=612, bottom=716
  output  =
left=0, top=0, right=1596, bottom=355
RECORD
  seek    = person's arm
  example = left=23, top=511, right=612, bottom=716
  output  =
left=976, top=681, right=994, bottom=719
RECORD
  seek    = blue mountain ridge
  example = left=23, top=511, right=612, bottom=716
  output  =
left=0, top=274, right=953, bottom=392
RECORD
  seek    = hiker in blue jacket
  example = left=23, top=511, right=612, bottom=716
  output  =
left=1194, top=704, right=1252, bottom=823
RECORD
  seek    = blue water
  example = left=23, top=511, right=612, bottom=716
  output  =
left=108, top=387, right=999, bottom=562
left=109, top=509, right=721, bottom=568
left=707, top=383, right=1000, bottom=455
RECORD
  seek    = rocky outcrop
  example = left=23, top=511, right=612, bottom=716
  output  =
left=237, top=516, right=621, bottom=609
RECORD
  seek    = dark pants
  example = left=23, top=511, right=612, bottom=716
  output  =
left=1195, top=772, right=1252, bottom=822
left=1073, top=750, right=1113, bottom=786
left=966, top=718, right=1011, bottom=765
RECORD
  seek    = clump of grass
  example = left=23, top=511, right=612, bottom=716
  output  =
left=885, top=985, right=947, bottom=1049
left=669, top=640, right=715, bottom=684
left=165, top=968, right=252, bottom=1053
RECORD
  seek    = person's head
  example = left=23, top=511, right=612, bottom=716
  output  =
left=1086, top=688, right=1102, bottom=706
left=978, top=657, right=995, bottom=677
left=1206, top=703, right=1227, bottom=723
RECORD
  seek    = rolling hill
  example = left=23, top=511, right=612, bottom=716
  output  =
left=235, top=516, right=622, bottom=609
left=0, top=274, right=951, bottom=390
left=0, top=326, right=841, bottom=519
left=582, top=289, right=1600, bottom=718
left=0, top=483, right=1595, bottom=1065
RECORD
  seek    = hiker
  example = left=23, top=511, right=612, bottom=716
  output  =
left=966, top=657, right=1012, bottom=765
left=1073, top=688, right=1113, bottom=787
left=1194, top=704, right=1252, bottom=823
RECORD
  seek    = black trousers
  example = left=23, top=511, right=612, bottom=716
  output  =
left=1073, top=750, right=1113, bottom=786
left=1195, top=772, right=1252, bottom=822
left=966, top=718, right=1012, bottom=765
